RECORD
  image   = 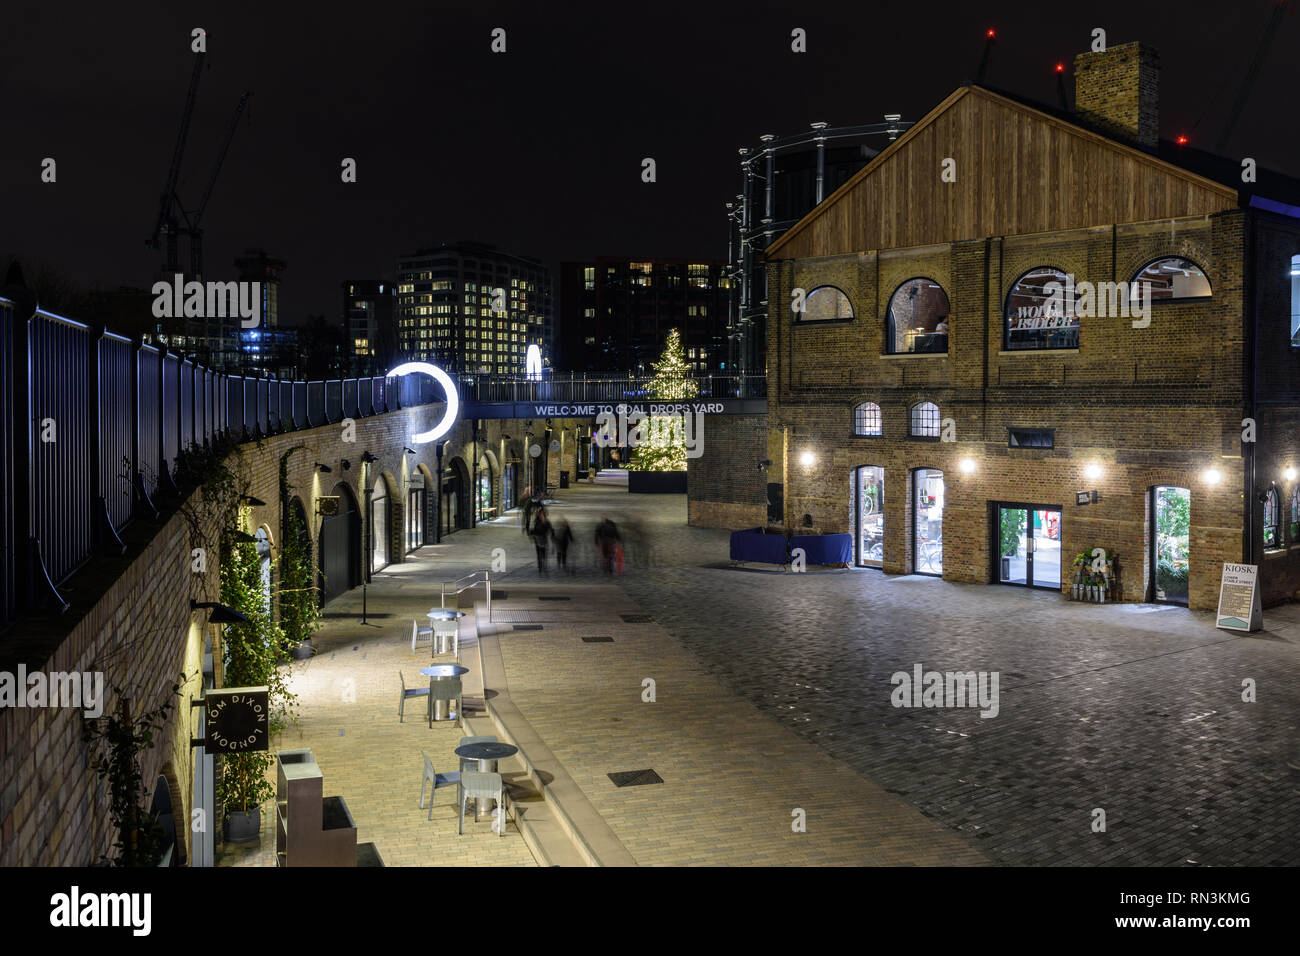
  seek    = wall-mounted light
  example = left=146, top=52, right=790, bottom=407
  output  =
left=361, top=451, right=379, bottom=464
left=239, top=494, right=267, bottom=507
left=800, top=451, right=816, bottom=467
left=191, top=599, right=249, bottom=625
left=959, top=458, right=976, bottom=474
left=1083, top=463, right=1103, bottom=481
left=341, top=459, right=351, bottom=470
left=1286, top=468, right=1297, bottom=482
left=315, top=462, right=332, bottom=473
left=404, top=447, right=417, bottom=455
left=1203, top=468, right=1223, bottom=485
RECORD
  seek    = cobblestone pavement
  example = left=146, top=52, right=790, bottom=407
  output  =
left=588, top=487, right=1300, bottom=866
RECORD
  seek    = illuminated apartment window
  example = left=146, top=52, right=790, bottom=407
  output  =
left=688, top=264, right=710, bottom=289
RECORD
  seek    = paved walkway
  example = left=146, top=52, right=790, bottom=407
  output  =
left=223, top=481, right=1300, bottom=866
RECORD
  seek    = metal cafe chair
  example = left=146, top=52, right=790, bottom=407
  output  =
left=458, top=771, right=507, bottom=836
left=411, top=618, right=434, bottom=652
left=458, top=735, right=499, bottom=774
left=427, top=677, right=463, bottom=729
left=419, top=752, right=462, bottom=821
left=398, top=672, right=430, bottom=723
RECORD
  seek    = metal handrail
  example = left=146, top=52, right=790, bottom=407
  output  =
left=441, top=569, right=493, bottom=622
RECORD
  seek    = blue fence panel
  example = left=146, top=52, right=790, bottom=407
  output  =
left=373, top=377, right=387, bottom=414
left=196, top=368, right=208, bottom=446
left=227, top=376, right=245, bottom=438
left=161, top=353, right=180, bottom=475
left=30, top=311, right=93, bottom=584
left=137, top=346, right=161, bottom=494
left=293, top=381, right=307, bottom=429
left=308, top=381, right=324, bottom=427
left=325, top=380, right=342, bottom=423
left=278, top=381, right=293, bottom=430
left=243, top=378, right=258, bottom=437
left=98, top=331, right=134, bottom=532
left=179, top=360, right=195, bottom=453
left=256, top=378, right=269, bottom=435
left=343, top=379, right=357, bottom=420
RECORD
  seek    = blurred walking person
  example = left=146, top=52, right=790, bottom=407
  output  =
left=594, top=516, right=622, bottom=575
left=552, top=518, right=574, bottom=574
left=531, top=507, right=551, bottom=573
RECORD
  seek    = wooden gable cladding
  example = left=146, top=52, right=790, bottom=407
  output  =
left=766, top=87, right=1238, bottom=261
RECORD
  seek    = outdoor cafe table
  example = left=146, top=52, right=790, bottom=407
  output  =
left=454, top=741, right=518, bottom=773
left=420, top=664, right=469, bottom=721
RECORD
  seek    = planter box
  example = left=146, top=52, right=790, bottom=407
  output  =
left=626, top=470, right=687, bottom=494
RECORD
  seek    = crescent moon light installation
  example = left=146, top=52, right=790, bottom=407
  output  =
left=386, top=361, right=460, bottom=444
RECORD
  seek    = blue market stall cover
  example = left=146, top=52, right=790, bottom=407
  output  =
left=790, top=533, right=852, bottom=565
left=729, top=528, right=789, bottom=564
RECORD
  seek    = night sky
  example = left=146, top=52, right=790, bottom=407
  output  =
left=2, top=0, right=1297, bottom=323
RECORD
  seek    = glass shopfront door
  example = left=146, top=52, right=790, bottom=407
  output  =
left=853, top=466, right=885, bottom=568
left=996, top=503, right=1061, bottom=589
left=914, top=469, right=944, bottom=575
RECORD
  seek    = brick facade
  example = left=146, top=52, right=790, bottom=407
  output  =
left=0, top=404, right=589, bottom=865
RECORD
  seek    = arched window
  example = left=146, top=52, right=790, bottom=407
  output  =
left=1005, top=266, right=1077, bottom=351
left=1291, top=254, right=1300, bottom=347
left=1264, top=485, right=1281, bottom=551
left=886, top=278, right=950, bottom=354
left=853, top=402, right=882, bottom=436
left=1131, top=257, right=1212, bottom=301
left=910, top=401, right=940, bottom=438
left=798, top=285, right=854, bottom=322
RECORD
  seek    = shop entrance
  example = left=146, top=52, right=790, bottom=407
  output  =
left=994, top=503, right=1062, bottom=590
left=852, top=465, right=885, bottom=568
left=1150, top=486, right=1190, bottom=605
left=913, top=468, right=944, bottom=575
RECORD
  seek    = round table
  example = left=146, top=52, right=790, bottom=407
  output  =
left=426, top=609, right=466, bottom=621
left=454, top=741, right=518, bottom=773
left=420, top=664, right=469, bottom=721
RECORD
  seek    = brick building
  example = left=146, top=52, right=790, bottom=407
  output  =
left=698, top=41, right=1300, bottom=612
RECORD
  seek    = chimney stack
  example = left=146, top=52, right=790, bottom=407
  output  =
left=1073, top=41, right=1160, bottom=151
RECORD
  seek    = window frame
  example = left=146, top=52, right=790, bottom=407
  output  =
left=909, top=401, right=941, bottom=440
left=794, top=284, right=855, bottom=325
left=852, top=401, right=883, bottom=437
left=1003, top=266, right=1078, bottom=352
left=1264, top=485, right=1282, bottom=552
left=1008, top=428, right=1055, bottom=449
left=1129, top=256, right=1213, bottom=304
left=885, top=277, right=951, bottom=355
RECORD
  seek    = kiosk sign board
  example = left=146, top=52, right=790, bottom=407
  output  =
left=1216, top=563, right=1262, bottom=632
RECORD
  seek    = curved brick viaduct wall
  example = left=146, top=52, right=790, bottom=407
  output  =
left=0, top=404, right=589, bottom=866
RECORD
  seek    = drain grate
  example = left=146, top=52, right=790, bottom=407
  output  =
left=620, top=614, right=653, bottom=623
left=513, top=624, right=543, bottom=632
left=608, top=769, right=663, bottom=788
left=582, top=636, right=614, bottom=643
left=539, top=596, right=571, bottom=601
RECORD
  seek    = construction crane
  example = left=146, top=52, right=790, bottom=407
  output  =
left=186, top=91, right=253, bottom=279
left=146, top=51, right=205, bottom=276
left=1214, top=0, right=1292, bottom=153
left=146, top=54, right=251, bottom=280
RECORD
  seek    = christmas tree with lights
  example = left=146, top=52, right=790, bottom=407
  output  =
left=626, top=328, right=699, bottom=471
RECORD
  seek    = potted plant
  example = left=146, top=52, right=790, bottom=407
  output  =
left=218, top=526, right=296, bottom=843
left=1000, top=510, right=1023, bottom=579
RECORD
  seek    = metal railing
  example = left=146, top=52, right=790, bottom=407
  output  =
left=440, top=569, right=493, bottom=622
left=0, top=296, right=448, bottom=630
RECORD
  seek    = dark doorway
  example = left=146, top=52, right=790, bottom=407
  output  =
left=319, top=483, right=361, bottom=604
left=994, top=502, right=1062, bottom=590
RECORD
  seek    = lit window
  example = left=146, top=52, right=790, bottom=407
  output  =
left=887, top=278, right=950, bottom=354
left=798, top=286, right=853, bottom=322
left=1265, top=486, right=1282, bottom=550
left=853, top=402, right=882, bottom=436
left=1131, top=257, right=1212, bottom=301
left=1292, top=254, right=1300, bottom=346
left=1005, top=267, right=1077, bottom=350
left=910, top=402, right=940, bottom=438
